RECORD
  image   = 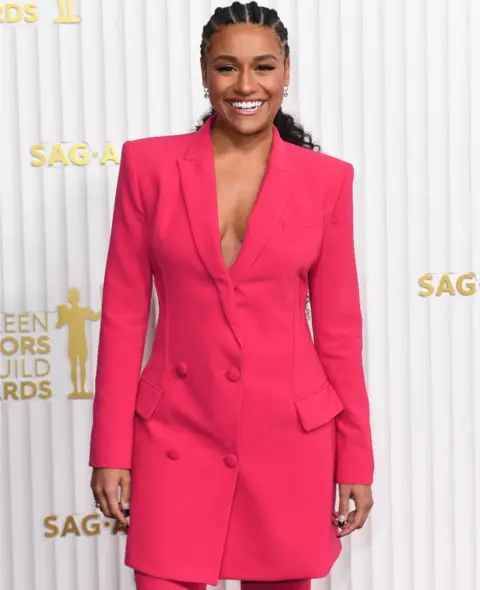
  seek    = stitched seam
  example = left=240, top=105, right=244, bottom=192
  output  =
left=127, top=141, right=145, bottom=216
left=128, top=140, right=155, bottom=278
left=140, top=375, right=164, bottom=393
left=291, top=274, right=297, bottom=397
left=311, top=163, right=351, bottom=269
left=295, top=380, right=330, bottom=401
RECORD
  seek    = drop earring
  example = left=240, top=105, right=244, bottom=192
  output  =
left=204, top=87, right=209, bottom=99
left=284, top=85, right=289, bottom=98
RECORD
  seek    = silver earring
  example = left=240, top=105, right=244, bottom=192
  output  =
left=204, top=87, right=209, bottom=99
left=284, top=85, right=289, bottom=98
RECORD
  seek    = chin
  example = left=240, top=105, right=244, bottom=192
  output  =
left=223, top=113, right=272, bottom=136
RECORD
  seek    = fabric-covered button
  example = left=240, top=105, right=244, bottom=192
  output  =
left=176, top=362, right=187, bottom=377
left=224, top=454, right=238, bottom=468
left=226, top=367, right=240, bottom=382
left=166, top=449, right=180, bottom=460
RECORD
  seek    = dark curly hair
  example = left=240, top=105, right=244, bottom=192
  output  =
left=195, top=1, right=321, bottom=152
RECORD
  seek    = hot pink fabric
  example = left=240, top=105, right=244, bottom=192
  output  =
left=89, top=115, right=374, bottom=585
left=134, top=573, right=206, bottom=590
left=134, top=573, right=311, bottom=590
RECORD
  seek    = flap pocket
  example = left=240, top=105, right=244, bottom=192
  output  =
left=294, top=382, right=344, bottom=431
left=135, top=377, right=163, bottom=420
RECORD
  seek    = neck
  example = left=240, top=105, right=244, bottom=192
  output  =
left=210, top=116, right=274, bottom=160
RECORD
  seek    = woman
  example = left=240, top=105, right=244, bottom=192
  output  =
left=89, top=2, right=375, bottom=590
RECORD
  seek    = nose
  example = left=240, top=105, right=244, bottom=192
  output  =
left=233, top=68, right=257, bottom=95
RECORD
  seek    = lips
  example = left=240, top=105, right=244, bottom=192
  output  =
left=226, top=100, right=266, bottom=115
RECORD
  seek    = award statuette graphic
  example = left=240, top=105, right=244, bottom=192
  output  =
left=54, top=0, right=81, bottom=23
left=56, top=288, right=101, bottom=399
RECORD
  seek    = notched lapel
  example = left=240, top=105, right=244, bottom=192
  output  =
left=228, top=166, right=295, bottom=288
left=178, top=117, right=242, bottom=347
left=178, top=121, right=227, bottom=284
left=228, top=126, right=296, bottom=288
left=178, top=158, right=225, bottom=282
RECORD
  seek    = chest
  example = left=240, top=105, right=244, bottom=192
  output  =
left=214, top=159, right=267, bottom=270
left=147, top=152, right=327, bottom=283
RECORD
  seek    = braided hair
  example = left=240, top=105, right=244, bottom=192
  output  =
left=196, top=1, right=321, bottom=152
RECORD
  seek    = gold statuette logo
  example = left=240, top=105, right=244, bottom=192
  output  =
left=56, top=288, right=101, bottom=399
left=54, top=0, right=80, bottom=23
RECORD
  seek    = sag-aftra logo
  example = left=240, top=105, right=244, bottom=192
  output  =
left=30, top=142, right=121, bottom=167
left=418, top=272, right=479, bottom=296
left=44, top=513, right=128, bottom=538
left=0, top=0, right=80, bottom=24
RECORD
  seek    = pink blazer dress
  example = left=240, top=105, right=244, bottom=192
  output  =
left=89, top=113, right=375, bottom=585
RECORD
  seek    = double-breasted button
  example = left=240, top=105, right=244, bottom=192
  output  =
left=224, top=454, right=238, bottom=468
left=226, top=367, right=240, bottom=382
left=166, top=449, right=180, bottom=460
left=176, top=362, right=187, bottom=378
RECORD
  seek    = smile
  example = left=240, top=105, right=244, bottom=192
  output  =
left=227, top=100, right=266, bottom=115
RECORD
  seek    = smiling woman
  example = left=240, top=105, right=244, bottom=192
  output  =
left=89, top=2, right=375, bottom=589
left=196, top=2, right=320, bottom=150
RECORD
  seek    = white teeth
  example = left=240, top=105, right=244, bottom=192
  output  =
left=231, top=101, right=263, bottom=110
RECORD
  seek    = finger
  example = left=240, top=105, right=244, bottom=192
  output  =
left=119, top=477, right=131, bottom=525
left=336, top=510, right=357, bottom=537
left=350, top=506, right=370, bottom=530
left=331, top=511, right=341, bottom=526
left=337, top=505, right=372, bottom=537
left=343, top=495, right=373, bottom=533
left=337, top=487, right=351, bottom=528
left=106, top=488, right=126, bottom=524
left=90, top=482, right=102, bottom=516
left=92, top=494, right=103, bottom=517
left=97, top=490, right=112, bottom=518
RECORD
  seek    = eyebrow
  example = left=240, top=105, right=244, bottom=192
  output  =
left=213, top=54, right=278, bottom=63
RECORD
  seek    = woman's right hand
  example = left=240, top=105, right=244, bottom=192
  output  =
left=90, top=467, right=131, bottom=525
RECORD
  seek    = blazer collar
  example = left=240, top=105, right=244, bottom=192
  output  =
left=182, top=112, right=291, bottom=171
left=178, top=113, right=296, bottom=344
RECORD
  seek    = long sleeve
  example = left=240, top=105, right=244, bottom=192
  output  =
left=89, top=140, right=153, bottom=469
left=308, top=163, right=374, bottom=484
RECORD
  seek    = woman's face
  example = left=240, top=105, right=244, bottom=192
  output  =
left=201, top=23, right=290, bottom=136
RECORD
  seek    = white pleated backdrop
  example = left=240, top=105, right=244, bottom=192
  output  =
left=0, top=1, right=479, bottom=589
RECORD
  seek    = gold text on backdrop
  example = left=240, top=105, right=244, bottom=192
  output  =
left=0, top=3, right=38, bottom=23
left=418, top=272, right=478, bottom=296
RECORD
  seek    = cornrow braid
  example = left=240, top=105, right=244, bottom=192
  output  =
left=197, top=1, right=320, bottom=151
left=200, top=2, right=288, bottom=61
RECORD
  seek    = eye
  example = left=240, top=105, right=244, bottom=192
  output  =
left=256, top=64, right=275, bottom=71
left=216, top=65, right=236, bottom=72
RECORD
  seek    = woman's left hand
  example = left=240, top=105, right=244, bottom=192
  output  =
left=332, top=484, right=374, bottom=537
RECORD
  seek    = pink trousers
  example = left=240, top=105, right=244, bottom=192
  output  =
left=135, top=573, right=311, bottom=590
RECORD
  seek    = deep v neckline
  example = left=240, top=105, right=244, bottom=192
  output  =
left=212, top=170, right=269, bottom=273
left=178, top=112, right=294, bottom=290
left=210, top=133, right=273, bottom=274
